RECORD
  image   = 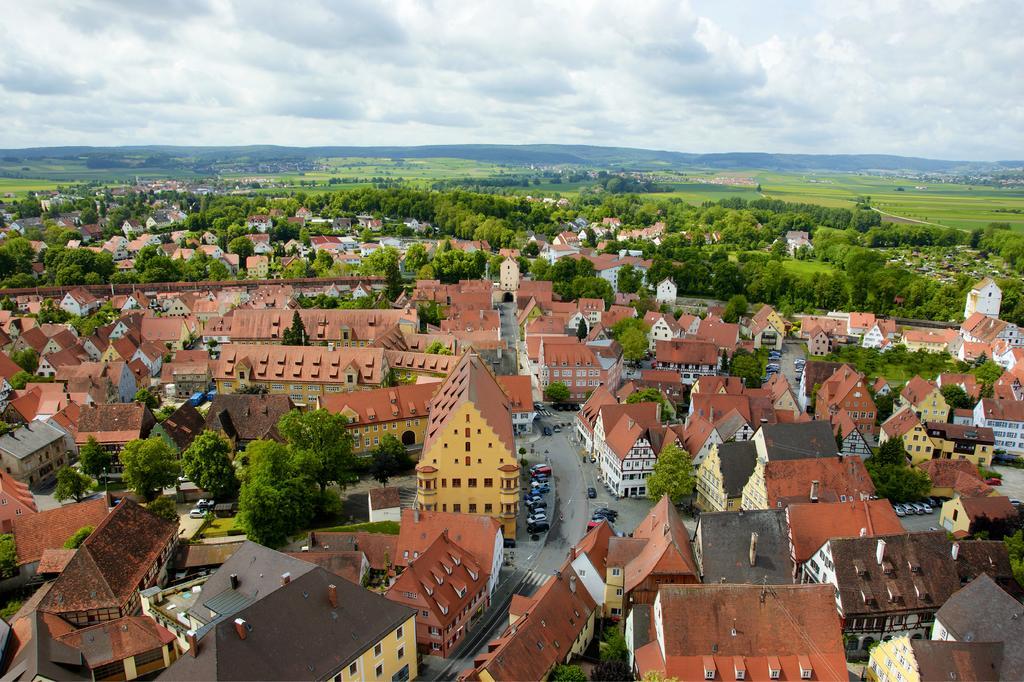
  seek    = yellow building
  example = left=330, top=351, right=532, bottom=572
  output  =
left=925, top=422, right=995, bottom=468
left=868, top=635, right=1003, bottom=682
left=939, top=495, right=1017, bottom=536
left=695, top=441, right=756, bottom=512
left=901, top=329, right=954, bottom=354
left=898, top=376, right=950, bottom=422
left=415, top=352, right=520, bottom=537
left=318, top=382, right=439, bottom=455
left=880, top=407, right=934, bottom=465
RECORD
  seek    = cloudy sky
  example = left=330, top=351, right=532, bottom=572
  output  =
left=0, top=0, right=1021, bottom=160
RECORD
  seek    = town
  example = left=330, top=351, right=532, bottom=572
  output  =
left=0, top=182, right=1018, bottom=682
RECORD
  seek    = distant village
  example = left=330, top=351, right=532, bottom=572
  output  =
left=0, top=186, right=1019, bottom=682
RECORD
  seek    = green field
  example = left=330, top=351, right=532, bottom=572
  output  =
left=754, top=170, right=1024, bottom=231
left=0, top=177, right=66, bottom=197
left=781, top=259, right=836, bottom=275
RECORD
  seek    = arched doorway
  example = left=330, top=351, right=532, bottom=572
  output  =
left=402, top=430, right=416, bottom=446
left=502, top=292, right=514, bottom=303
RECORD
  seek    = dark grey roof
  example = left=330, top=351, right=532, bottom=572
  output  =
left=935, top=574, right=1024, bottom=680
left=802, top=360, right=842, bottom=398
left=162, top=567, right=416, bottom=681
left=911, top=640, right=1003, bottom=682
left=696, top=509, right=795, bottom=585
left=187, top=541, right=316, bottom=625
left=717, top=441, right=757, bottom=497
left=628, top=603, right=652, bottom=653
left=759, top=421, right=839, bottom=460
left=0, top=421, right=66, bottom=459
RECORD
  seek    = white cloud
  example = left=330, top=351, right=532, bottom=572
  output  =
left=0, top=0, right=1019, bottom=159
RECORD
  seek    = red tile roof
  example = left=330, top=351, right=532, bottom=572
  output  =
left=763, top=457, right=876, bottom=508
left=397, top=508, right=500, bottom=571
left=787, top=500, right=904, bottom=564
left=12, top=497, right=111, bottom=565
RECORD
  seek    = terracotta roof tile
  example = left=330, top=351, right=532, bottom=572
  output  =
left=787, top=500, right=904, bottom=564
left=13, top=497, right=111, bottom=565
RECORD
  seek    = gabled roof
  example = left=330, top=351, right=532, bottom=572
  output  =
left=758, top=421, right=839, bottom=460
left=881, top=406, right=923, bottom=439
left=696, top=509, right=793, bottom=584
left=717, top=441, right=758, bottom=498
left=75, top=403, right=155, bottom=445
left=935, top=574, right=1024, bottom=679
left=204, top=394, right=294, bottom=442
left=318, top=382, right=437, bottom=424
left=157, top=403, right=205, bottom=451
left=763, top=457, right=875, bottom=508
left=38, top=499, right=177, bottom=615
left=901, top=376, right=939, bottom=405
left=619, top=496, right=698, bottom=593
left=396, top=508, right=500, bottom=571
left=787, top=500, right=904, bottom=565
left=960, top=495, right=1017, bottom=523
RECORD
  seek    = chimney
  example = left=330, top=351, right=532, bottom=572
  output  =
left=186, top=630, right=198, bottom=657
left=810, top=480, right=820, bottom=502
left=229, top=574, right=239, bottom=590
left=569, top=576, right=577, bottom=593
left=749, top=532, right=759, bottom=567
left=859, top=527, right=867, bottom=538
left=281, top=572, right=291, bottom=586
left=234, top=618, right=248, bottom=641
left=876, top=539, right=886, bottom=566
left=414, top=508, right=420, bottom=523
left=951, top=543, right=960, bottom=561
left=328, top=584, right=338, bottom=608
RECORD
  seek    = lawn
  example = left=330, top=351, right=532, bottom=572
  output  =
left=201, top=515, right=243, bottom=538
left=781, top=259, right=836, bottom=276
left=311, top=520, right=400, bottom=534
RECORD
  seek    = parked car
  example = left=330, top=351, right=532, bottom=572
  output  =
left=527, top=513, right=548, bottom=525
left=531, top=465, right=552, bottom=476
left=526, top=499, right=547, bottom=510
left=528, top=522, right=550, bottom=534
left=594, top=507, right=618, bottom=519
left=531, top=483, right=551, bottom=494
left=188, top=508, right=207, bottom=519
left=542, top=427, right=553, bottom=436
left=587, top=487, right=597, bottom=499
left=1011, top=499, right=1022, bottom=507
left=892, top=503, right=906, bottom=517
left=986, top=477, right=1003, bottom=486
left=196, top=499, right=216, bottom=509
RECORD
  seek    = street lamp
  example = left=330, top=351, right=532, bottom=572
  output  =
left=102, top=467, right=108, bottom=493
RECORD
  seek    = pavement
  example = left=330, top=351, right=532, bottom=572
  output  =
left=779, top=339, right=805, bottom=391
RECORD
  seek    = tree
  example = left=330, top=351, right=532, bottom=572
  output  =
left=610, top=317, right=649, bottom=340
left=277, top=409, right=355, bottom=493
left=576, top=318, right=589, bottom=340
left=370, top=452, right=399, bottom=486
left=729, top=348, right=762, bottom=388
left=600, top=627, right=629, bottom=663
left=646, top=444, right=695, bottom=504
left=626, top=388, right=673, bottom=419
left=591, top=661, right=634, bottom=682
left=10, top=348, right=38, bottom=374
left=973, top=361, right=1004, bottom=396
left=617, top=264, right=642, bottom=294
left=866, top=438, right=929, bottom=502
left=8, top=370, right=31, bottom=390
left=0, top=534, right=17, bottom=578
left=63, top=525, right=94, bottom=549
left=374, top=434, right=412, bottom=470
left=237, top=440, right=317, bottom=547
left=119, top=437, right=180, bottom=501
left=873, top=438, right=910, bottom=467
left=147, top=496, right=180, bottom=523
left=619, top=327, right=649, bottom=363
left=182, top=431, right=239, bottom=500
left=939, top=384, right=973, bottom=410
left=550, top=665, right=587, bottom=682
left=425, top=340, right=453, bottom=355
left=544, top=381, right=570, bottom=403
left=78, top=436, right=111, bottom=479
left=282, top=310, right=309, bottom=346
left=134, top=387, right=159, bottom=409
left=723, top=294, right=749, bottom=323
left=54, top=466, right=92, bottom=503
left=404, top=242, right=429, bottom=273
left=227, top=235, right=254, bottom=259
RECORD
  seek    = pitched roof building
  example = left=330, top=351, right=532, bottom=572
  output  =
left=693, top=509, right=794, bottom=585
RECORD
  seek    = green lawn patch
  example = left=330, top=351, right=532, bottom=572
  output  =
left=201, top=515, right=244, bottom=538
left=312, top=520, right=400, bottom=534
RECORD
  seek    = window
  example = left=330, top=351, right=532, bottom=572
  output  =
left=396, top=625, right=403, bottom=639
left=611, top=568, right=620, bottom=576
left=350, top=662, right=358, bottom=676
left=374, top=643, right=383, bottom=657
left=704, top=671, right=715, bottom=680
left=93, top=661, right=126, bottom=679
left=375, top=664, right=383, bottom=678
left=452, top=478, right=461, bottom=488
left=468, top=478, right=477, bottom=487
left=484, top=503, right=492, bottom=513
left=469, top=504, right=477, bottom=513
left=769, top=670, right=780, bottom=680
left=615, top=588, right=623, bottom=596
left=397, top=646, right=405, bottom=660
left=453, top=504, right=461, bottom=512
left=484, top=478, right=493, bottom=487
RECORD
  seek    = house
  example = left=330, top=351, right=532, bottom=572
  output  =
left=395, top=508, right=503, bottom=597
left=537, top=337, right=618, bottom=402
left=385, top=530, right=489, bottom=658
left=902, top=328, right=957, bottom=353
left=785, top=229, right=812, bottom=254
left=805, top=532, right=968, bottom=652
left=414, top=353, right=519, bottom=537
left=973, top=398, right=1024, bottom=456
left=151, top=403, right=205, bottom=453
left=799, top=359, right=842, bottom=412
left=815, top=364, right=878, bottom=440
left=161, top=361, right=212, bottom=398
left=655, top=277, right=676, bottom=306
left=460, top=564, right=596, bottom=682
left=924, top=421, right=995, bottom=468
left=916, top=459, right=995, bottom=499
left=961, top=311, right=1022, bottom=348
left=498, top=256, right=519, bottom=293
left=0, top=421, right=73, bottom=488
left=367, top=487, right=400, bottom=523
left=204, top=394, right=295, bottom=447
left=863, top=318, right=898, bottom=349
left=213, top=345, right=389, bottom=402
left=223, top=307, right=417, bottom=347
left=37, top=498, right=178, bottom=626
left=11, top=496, right=112, bottom=584
left=692, top=508, right=794, bottom=584
left=695, top=440, right=757, bottom=512
left=318, top=382, right=437, bottom=455
left=0, top=469, right=36, bottom=532
left=867, top=637, right=1002, bottom=682
left=964, top=277, right=1001, bottom=318
left=161, top=563, right=416, bottom=681
left=749, top=304, right=786, bottom=350
left=630, top=583, right=846, bottom=682
left=246, top=214, right=273, bottom=232
left=603, top=497, right=698, bottom=618
left=939, top=495, right=1017, bottom=536
left=75, top=403, right=157, bottom=460
left=930, top=574, right=1024, bottom=680
left=594, top=402, right=669, bottom=498
left=787, top=500, right=904, bottom=580
left=574, top=385, right=617, bottom=453
left=654, top=339, right=719, bottom=385
left=643, top=311, right=690, bottom=352
left=899, top=376, right=950, bottom=422
left=880, top=408, right=934, bottom=465
left=245, top=255, right=269, bottom=279
left=496, top=374, right=535, bottom=434
left=742, top=455, right=875, bottom=510
left=833, top=410, right=873, bottom=458
left=59, top=288, right=101, bottom=317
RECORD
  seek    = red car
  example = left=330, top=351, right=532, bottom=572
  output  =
left=986, top=477, right=1003, bottom=486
